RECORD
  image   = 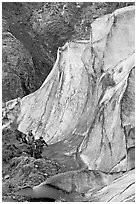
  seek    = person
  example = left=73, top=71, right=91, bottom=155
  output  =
left=27, top=130, right=35, bottom=143
left=21, top=133, right=28, bottom=144
left=34, top=136, right=48, bottom=159
left=39, top=136, right=48, bottom=147
left=27, top=130, right=35, bottom=157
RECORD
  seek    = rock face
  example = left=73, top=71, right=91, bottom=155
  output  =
left=3, top=6, right=135, bottom=174
left=2, top=31, right=34, bottom=101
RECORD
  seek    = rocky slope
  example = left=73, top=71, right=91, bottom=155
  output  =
left=2, top=6, right=135, bottom=202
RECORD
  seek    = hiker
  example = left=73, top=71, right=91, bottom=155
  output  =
left=39, top=136, right=48, bottom=147
left=27, top=130, right=35, bottom=143
left=21, top=133, right=28, bottom=144
left=27, top=130, right=35, bottom=157
left=34, top=136, right=48, bottom=159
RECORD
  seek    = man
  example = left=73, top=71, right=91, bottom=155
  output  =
left=27, top=130, right=35, bottom=157
left=27, top=130, right=35, bottom=143
left=21, top=133, right=28, bottom=144
left=34, top=136, right=48, bottom=159
left=39, top=136, right=48, bottom=146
